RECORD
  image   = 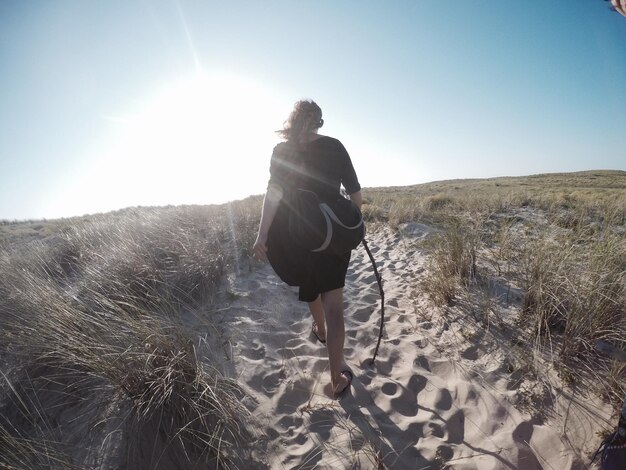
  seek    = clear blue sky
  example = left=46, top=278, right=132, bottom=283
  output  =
left=1, top=1, right=625, bottom=220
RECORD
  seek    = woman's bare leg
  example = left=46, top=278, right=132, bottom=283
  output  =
left=321, top=288, right=348, bottom=393
left=308, top=295, right=326, bottom=342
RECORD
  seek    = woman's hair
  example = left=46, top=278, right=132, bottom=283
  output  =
left=277, top=100, right=323, bottom=142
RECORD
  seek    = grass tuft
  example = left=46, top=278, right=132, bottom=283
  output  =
left=375, top=171, right=626, bottom=411
left=0, top=200, right=262, bottom=468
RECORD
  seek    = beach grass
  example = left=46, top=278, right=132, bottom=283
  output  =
left=0, top=170, right=624, bottom=466
left=0, top=199, right=262, bottom=469
left=363, top=170, right=625, bottom=409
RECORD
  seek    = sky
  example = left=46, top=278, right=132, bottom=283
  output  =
left=1, top=1, right=625, bottom=220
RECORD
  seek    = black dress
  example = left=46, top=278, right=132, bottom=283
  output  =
left=266, top=136, right=361, bottom=302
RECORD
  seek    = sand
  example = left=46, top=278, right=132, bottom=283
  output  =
left=195, top=224, right=613, bottom=469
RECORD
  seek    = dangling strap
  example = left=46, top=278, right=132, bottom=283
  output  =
left=320, top=203, right=364, bottom=230
left=312, top=201, right=365, bottom=252
left=590, top=434, right=608, bottom=464
left=312, top=209, right=333, bottom=252
left=362, top=238, right=385, bottom=363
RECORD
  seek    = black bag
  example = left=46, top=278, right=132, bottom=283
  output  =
left=289, top=189, right=365, bottom=255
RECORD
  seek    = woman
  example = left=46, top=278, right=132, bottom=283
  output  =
left=253, top=100, right=363, bottom=397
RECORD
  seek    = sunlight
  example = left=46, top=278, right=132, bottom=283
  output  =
left=61, top=73, right=288, bottom=216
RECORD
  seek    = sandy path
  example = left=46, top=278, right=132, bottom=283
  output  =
left=194, top=225, right=608, bottom=469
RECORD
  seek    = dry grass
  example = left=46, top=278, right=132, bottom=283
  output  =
left=364, top=170, right=626, bottom=411
left=1, top=170, right=624, bottom=466
left=420, top=217, right=480, bottom=305
left=0, top=198, right=263, bottom=469
left=363, top=170, right=626, bottom=227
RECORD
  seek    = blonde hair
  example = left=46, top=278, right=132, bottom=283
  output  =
left=276, top=100, right=323, bottom=142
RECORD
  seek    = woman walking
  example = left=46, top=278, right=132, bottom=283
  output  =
left=253, top=100, right=362, bottom=397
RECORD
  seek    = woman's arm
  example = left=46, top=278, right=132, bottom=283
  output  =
left=253, top=184, right=283, bottom=262
left=348, top=190, right=362, bottom=210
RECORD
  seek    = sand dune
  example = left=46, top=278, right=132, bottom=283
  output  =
left=187, top=224, right=612, bottom=469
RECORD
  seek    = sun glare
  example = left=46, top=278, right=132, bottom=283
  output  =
left=56, top=74, right=287, bottom=217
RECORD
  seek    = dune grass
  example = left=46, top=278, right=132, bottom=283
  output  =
left=363, top=170, right=626, bottom=226
left=0, top=170, right=624, bottom=466
left=0, top=199, right=262, bottom=469
left=363, top=170, right=626, bottom=410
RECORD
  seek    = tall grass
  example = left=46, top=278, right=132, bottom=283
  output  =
left=0, top=199, right=262, bottom=469
left=421, top=217, right=480, bottom=305
left=363, top=170, right=626, bottom=227
left=518, top=223, right=625, bottom=395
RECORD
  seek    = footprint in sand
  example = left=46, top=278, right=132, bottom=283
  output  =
left=436, top=445, right=454, bottom=463
left=408, top=374, right=428, bottom=393
left=372, top=349, right=401, bottom=375
left=346, top=329, right=358, bottom=340
left=256, top=369, right=282, bottom=395
left=275, top=379, right=312, bottom=414
left=406, top=421, right=424, bottom=441
left=352, top=305, right=374, bottom=323
left=506, top=368, right=527, bottom=390
left=512, top=422, right=543, bottom=469
left=264, top=427, right=280, bottom=440
left=285, top=433, right=307, bottom=446
left=445, top=409, right=465, bottom=444
left=434, top=387, right=452, bottom=411
left=277, top=414, right=304, bottom=431
left=427, top=422, right=445, bottom=438
left=368, top=244, right=381, bottom=254
left=277, top=340, right=317, bottom=357
left=461, top=345, right=480, bottom=360
left=420, top=317, right=436, bottom=329
left=358, top=292, right=379, bottom=304
left=512, top=420, right=534, bottom=444
left=290, top=443, right=321, bottom=468
left=401, top=266, right=424, bottom=279
left=428, top=359, right=455, bottom=379
left=240, top=339, right=266, bottom=360
left=413, top=355, right=431, bottom=372
left=307, top=408, right=335, bottom=440
left=389, top=375, right=427, bottom=417
left=381, top=381, right=398, bottom=396
left=357, top=272, right=377, bottom=285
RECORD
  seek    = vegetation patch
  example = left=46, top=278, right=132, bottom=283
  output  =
left=364, top=170, right=625, bottom=411
left=0, top=198, right=263, bottom=469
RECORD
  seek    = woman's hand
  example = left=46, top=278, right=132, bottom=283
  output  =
left=348, top=190, right=363, bottom=211
left=253, top=233, right=268, bottom=262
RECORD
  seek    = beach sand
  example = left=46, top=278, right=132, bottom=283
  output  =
left=191, top=224, right=613, bottom=469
